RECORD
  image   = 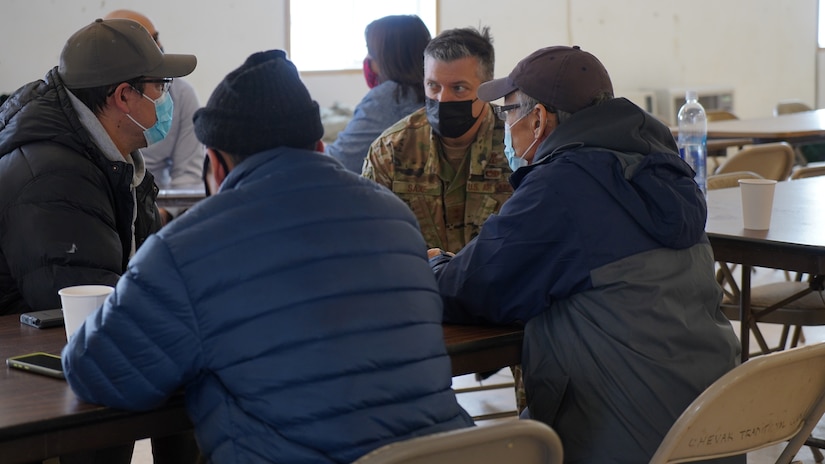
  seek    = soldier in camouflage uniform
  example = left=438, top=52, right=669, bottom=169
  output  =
left=363, top=26, right=513, bottom=253
left=362, top=26, right=525, bottom=413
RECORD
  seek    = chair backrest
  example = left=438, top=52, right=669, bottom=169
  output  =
left=352, top=420, right=563, bottom=464
left=790, top=163, right=825, bottom=179
left=706, top=110, right=739, bottom=122
left=774, top=99, right=813, bottom=116
left=706, top=171, right=764, bottom=190
left=649, top=342, right=825, bottom=464
left=715, top=142, right=795, bottom=181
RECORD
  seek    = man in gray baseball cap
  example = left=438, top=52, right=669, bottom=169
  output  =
left=429, top=45, right=740, bottom=463
left=0, top=19, right=197, bottom=462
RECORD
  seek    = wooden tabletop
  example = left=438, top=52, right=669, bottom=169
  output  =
left=443, top=324, right=523, bottom=376
left=0, top=315, right=522, bottom=462
left=704, top=109, right=825, bottom=143
left=0, top=315, right=191, bottom=462
left=156, top=189, right=205, bottom=209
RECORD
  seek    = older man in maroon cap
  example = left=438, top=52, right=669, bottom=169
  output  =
left=429, top=46, right=741, bottom=464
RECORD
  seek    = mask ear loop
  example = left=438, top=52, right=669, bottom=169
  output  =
left=511, top=109, right=543, bottom=163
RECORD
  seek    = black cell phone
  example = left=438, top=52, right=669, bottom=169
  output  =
left=20, top=309, right=64, bottom=329
left=6, top=352, right=65, bottom=379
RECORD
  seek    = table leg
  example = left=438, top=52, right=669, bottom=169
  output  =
left=740, top=264, right=752, bottom=363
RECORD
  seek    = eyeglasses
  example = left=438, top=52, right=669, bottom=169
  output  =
left=494, top=103, right=522, bottom=121
left=137, top=78, right=173, bottom=95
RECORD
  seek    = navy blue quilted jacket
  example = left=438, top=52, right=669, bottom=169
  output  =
left=63, top=148, right=472, bottom=463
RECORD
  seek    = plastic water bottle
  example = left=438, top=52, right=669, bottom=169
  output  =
left=677, top=90, right=707, bottom=195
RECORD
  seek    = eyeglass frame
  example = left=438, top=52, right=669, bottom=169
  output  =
left=493, top=103, right=522, bottom=121
left=106, top=77, right=173, bottom=98
left=137, top=78, right=173, bottom=95
left=494, top=102, right=557, bottom=122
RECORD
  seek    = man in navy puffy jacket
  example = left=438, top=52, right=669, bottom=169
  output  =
left=63, top=50, right=473, bottom=464
left=430, top=46, right=741, bottom=463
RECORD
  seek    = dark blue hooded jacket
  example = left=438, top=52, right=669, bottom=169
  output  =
left=432, top=98, right=740, bottom=464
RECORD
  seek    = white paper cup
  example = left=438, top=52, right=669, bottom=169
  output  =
left=738, top=179, right=777, bottom=230
left=58, top=285, right=114, bottom=340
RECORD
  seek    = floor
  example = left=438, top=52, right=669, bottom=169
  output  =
left=131, top=268, right=825, bottom=464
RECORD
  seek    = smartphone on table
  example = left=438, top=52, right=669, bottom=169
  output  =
left=20, top=309, right=64, bottom=329
left=6, top=352, right=65, bottom=379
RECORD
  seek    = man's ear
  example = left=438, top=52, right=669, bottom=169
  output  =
left=207, top=148, right=229, bottom=186
left=108, top=82, right=136, bottom=114
left=534, top=105, right=557, bottom=140
left=314, top=140, right=325, bottom=153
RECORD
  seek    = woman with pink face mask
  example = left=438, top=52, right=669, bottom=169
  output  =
left=325, top=15, right=431, bottom=173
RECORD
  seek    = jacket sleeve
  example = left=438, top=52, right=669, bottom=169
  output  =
left=434, top=171, right=587, bottom=325
left=362, top=137, right=395, bottom=187
left=3, top=160, right=122, bottom=310
left=326, top=89, right=384, bottom=174
left=61, top=234, right=202, bottom=411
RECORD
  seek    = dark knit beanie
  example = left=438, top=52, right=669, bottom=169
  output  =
left=193, top=49, right=324, bottom=157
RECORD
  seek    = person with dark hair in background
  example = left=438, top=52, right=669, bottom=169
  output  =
left=62, top=49, right=473, bottom=464
left=0, top=17, right=196, bottom=464
left=326, top=14, right=431, bottom=172
left=430, top=45, right=741, bottom=463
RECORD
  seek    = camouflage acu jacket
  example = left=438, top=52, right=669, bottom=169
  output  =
left=363, top=105, right=513, bottom=252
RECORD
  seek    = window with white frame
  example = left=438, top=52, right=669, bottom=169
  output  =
left=289, top=0, right=437, bottom=72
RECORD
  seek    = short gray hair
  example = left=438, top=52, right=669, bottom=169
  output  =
left=424, top=26, right=495, bottom=82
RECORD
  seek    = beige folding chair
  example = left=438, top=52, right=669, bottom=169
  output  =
left=719, top=277, right=825, bottom=354
left=714, top=142, right=795, bottom=181
left=773, top=101, right=817, bottom=165
left=704, top=111, right=740, bottom=170
left=706, top=110, right=739, bottom=122
left=774, top=99, right=813, bottom=116
left=706, top=171, right=764, bottom=190
left=708, top=172, right=764, bottom=310
left=791, top=163, right=825, bottom=179
left=352, top=420, right=563, bottom=464
left=649, top=342, right=825, bottom=464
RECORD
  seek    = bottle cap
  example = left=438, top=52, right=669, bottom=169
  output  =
left=686, top=90, right=698, bottom=101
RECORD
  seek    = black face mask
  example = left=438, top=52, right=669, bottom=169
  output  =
left=426, top=97, right=480, bottom=138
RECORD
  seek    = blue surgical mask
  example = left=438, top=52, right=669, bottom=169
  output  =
left=127, top=90, right=174, bottom=146
left=504, top=114, right=537, bottom=172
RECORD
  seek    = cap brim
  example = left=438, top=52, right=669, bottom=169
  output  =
left=146, top=54, right=197, bottom=78
left=477, top=77, right=518, bottom=102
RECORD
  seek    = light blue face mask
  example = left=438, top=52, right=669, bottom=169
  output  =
left=127, top=90, right=174, bottom=146
left=504, top=114, right=537, bottom=172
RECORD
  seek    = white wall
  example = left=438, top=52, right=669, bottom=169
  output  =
left=1, top=0, right=289, bottom=107
left=0, top=0, right=818, bottom=118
